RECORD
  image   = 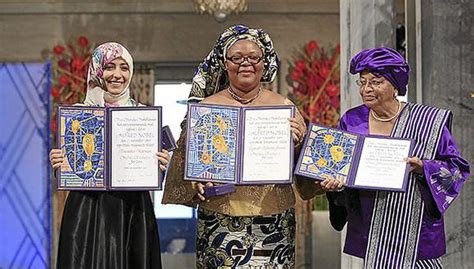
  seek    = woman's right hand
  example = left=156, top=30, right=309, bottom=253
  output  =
left=193, top=182, right=214, bottom=201
left=49, top=149, right=64, bottom=170
left=318, top=174, right=345, bottom=192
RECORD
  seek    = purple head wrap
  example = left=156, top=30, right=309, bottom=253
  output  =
left=350, top=47, right=410, bottom=96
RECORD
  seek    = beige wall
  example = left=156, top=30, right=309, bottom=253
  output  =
left=0, top=0, right=340, bottom=95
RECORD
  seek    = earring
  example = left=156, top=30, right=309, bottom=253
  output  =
left=394, top=91, right=398, bottom=98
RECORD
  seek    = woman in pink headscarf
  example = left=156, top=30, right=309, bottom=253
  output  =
left=49, top=42, right=168, bottom=269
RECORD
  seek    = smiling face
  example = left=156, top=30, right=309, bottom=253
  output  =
left=358, top=71, right=397, bottom=108
left=224, top=39, right=264, bottom=91
left=102, top=57, right=130, bottom=95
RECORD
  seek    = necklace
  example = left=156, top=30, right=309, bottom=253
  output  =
left=227, top=85, right=261, bottom=104
left=370, top=100, right=402, bottom=122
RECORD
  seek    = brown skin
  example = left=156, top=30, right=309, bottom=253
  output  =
left=320, top=71, right=423, bottom=192
left=194, top=39, right=310, bottom=201
left=103, top=58, right=131, bottom=96
left=360, top=71, right=401, bottom=136
left=224, top=40, right=264, bottom=97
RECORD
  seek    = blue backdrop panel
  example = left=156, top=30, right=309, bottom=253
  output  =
left=0, top=63, right=51, bottom=268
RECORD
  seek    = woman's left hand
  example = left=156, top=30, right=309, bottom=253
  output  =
left=288, top=117, right=306, bottom=145
left=156, top=149, right=171, bottom=172
left=405, top=157, right=424, bottom=174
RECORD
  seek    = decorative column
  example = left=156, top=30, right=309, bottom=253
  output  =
left=340, top=0, right=395, bottom=113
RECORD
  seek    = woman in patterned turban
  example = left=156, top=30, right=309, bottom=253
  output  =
left=163, top=25, right=322, bottom=268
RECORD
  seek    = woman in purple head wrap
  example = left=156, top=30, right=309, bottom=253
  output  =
left=350, top=47, right=409, bottom=96
left=322, top=47, right=470, bottom=268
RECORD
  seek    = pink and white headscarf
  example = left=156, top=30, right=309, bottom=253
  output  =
left=84, top=42, right=134, bottom=106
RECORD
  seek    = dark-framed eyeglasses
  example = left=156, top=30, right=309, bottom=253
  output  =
left=226, top=55, right=263, bottom=65
left=355, top=78, right=385, bottom=88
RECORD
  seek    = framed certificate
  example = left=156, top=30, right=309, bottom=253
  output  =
left=184, top=103, right=294, bottom=185
left=295, top=124, right=414, bottom=192
left=57, top=106, right=163, bottom=191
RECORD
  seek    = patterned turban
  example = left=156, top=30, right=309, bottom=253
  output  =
left=188, top=24, right=279, bottom=103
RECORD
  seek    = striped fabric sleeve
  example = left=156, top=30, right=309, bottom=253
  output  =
left=419, top=126, right=470, bottom=217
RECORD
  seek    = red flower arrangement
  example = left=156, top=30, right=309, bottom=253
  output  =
left=287, top=41, right=341, bottom=127
left=49, top=36, right=93, bottom=134
left=48, top=36, right=93, bottom=229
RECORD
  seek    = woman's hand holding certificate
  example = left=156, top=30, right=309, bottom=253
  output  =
left=184, top=103, right=295, bottom=185
left=295, top=124, right=414, bottom=192
left=55, top=106, right=166, bottom=191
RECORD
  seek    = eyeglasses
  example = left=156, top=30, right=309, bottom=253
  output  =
left=355, top=78, right=385, bottom=89
left=226, top=55, right=263, bottom=65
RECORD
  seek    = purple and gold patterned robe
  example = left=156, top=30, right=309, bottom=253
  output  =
left=327, top=103, right=470, bottom=268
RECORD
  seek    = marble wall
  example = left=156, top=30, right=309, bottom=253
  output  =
left=418, top=1, right=473, bottom=267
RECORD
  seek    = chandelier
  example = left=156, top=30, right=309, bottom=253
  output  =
left=194, top=0, right=248, bottom=22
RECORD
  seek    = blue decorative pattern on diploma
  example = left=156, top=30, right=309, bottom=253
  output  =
left=186, top=105, right=239, bottom=182
left=298, top=125, right=357, bottom=183
left=59, top=108, right=105, bottom=188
